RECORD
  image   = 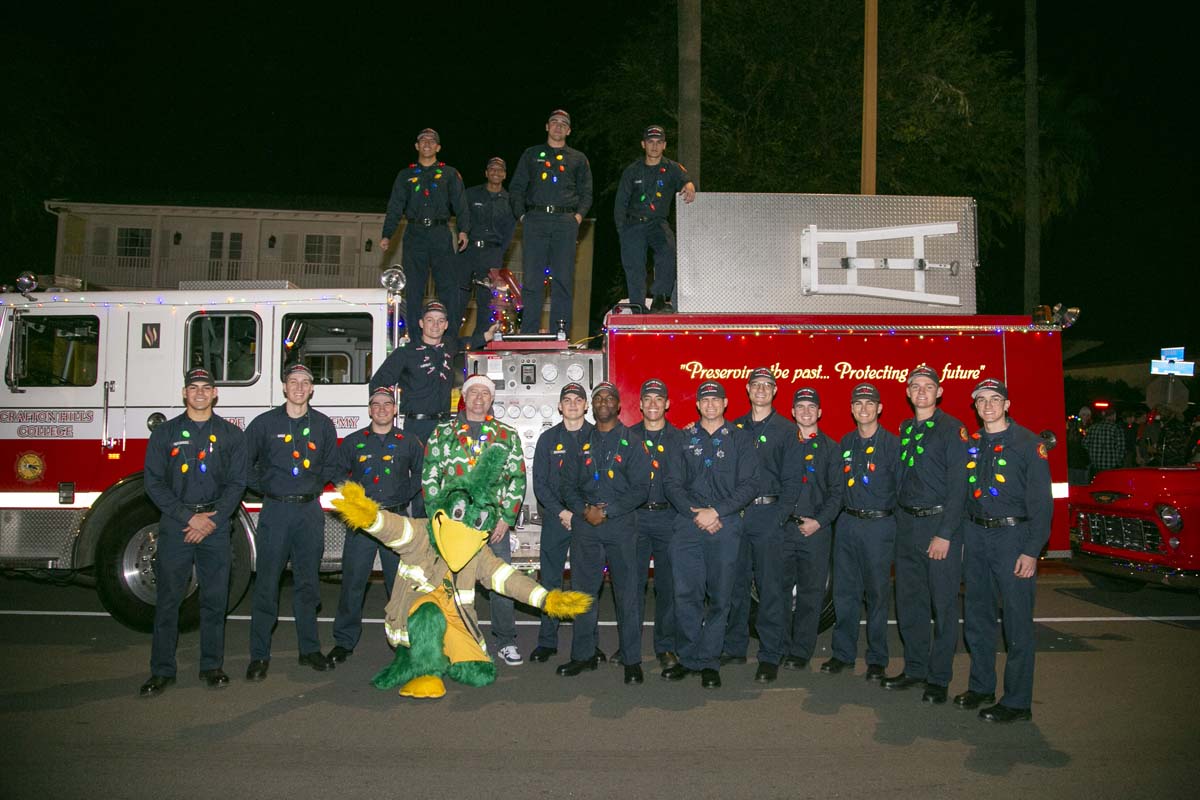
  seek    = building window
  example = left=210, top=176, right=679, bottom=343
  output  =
left=280, top=312, right=371, bottom=384
left=116, top=227, right=152, bottom=267
left=6, top=315, right=100, bottom=388
left=186, top=312, right=261, bottom=384
left=304, top=234, right=341, bottom=277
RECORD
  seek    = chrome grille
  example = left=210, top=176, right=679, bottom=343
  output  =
left=1085, top=513, right=1163, bottom=552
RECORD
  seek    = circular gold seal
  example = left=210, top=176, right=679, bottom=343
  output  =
left=15, top=451, right=46, bottom=483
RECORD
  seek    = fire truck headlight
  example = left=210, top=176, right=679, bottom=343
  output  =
left=1156, top=504, right=1183, bottom=533
left=147, top=412, right=167, bottom=431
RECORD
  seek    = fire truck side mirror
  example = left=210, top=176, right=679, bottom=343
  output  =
left=147, top=412, right=167, bottom=431
left=1040, top=430, right=1058, bottom=451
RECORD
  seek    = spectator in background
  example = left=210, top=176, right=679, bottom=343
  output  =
left=1066, top=407, right=1091, bottom=485
left=1083, top=407, right=1125, bottom=478
left=1155, top=407, right=1191, bottom=466
left=1120, top=408, right=1140, bottom=467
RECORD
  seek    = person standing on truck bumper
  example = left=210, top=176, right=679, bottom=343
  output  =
left=661, top=381, right=761, bottom=689
left=882, top=366, right=968, bottom=704
left=613, top=124, right=696, bottom=312
left=722, top=368, right=797, bottom=683
left=956, top=378, right=1052, bottom=723
left=822, top=383, right=900, bottom=681
left=457, top=157, right=517, bottom=340
left=777, top=387, right=843, bottom=672
left=140, top=368, right=247, bottom=697
left=509, top=109, right=593, bottom=335
left=328, top=387, right=423, bottom=664
left=244, top=363, right=342, bottom=680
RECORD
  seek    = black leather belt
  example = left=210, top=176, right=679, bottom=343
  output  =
left=471, top=240, right=499, bottom=249
left=184, top=503, right=216, bottom=513
left=639, top=502, right=671, bottom=511
left=265, top=493, right=318, bottom=504
left=530, top=205, right=576, bottom=214
left=408, top=218, right=448, bottom=227
left=844, top=507, right=893, bottom=519
left=900, top=504, right=945, bottom=518
left=404, top=412, right=451, bottom=421
left=752, top=495, right=779, bottom=505
left=627, top=215, right=654, bottom=223
left=970, top=514, right=1029, bottom=528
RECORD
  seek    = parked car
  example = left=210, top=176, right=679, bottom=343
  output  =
left=1068, top=465, right=1200, bottom=594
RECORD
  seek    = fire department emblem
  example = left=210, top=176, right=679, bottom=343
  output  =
left=15, top=451, right=46, bottom=483
left=1037, top=443, right=1049, bottom=460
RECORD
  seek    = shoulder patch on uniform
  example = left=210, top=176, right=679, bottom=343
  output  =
left=1037, top=443, right=1049, bottom=460
left=959, top=426, right=968, bottom=442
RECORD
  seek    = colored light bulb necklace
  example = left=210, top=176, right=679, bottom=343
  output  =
left=356, top=429, right=404, bottom=484
left=643, top=433, right=665, bottom=482
left=967, top=432, right=1007, bottom=498
left=172, top=422, right=217, bottom=474
left=538, top=150, right=566, bottom=183
left=285, top=413, right=316, bottom=477
left=900, top=418, right=936, bottom=467
left=843, top=434, right=877, bottom=487
left=799, top=430, right=819, bottom=483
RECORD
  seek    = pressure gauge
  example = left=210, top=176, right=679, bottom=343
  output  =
left=566, top=363, right=585, bottom=382
left=541, top=363, right=559, bottom=382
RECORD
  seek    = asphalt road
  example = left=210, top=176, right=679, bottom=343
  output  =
left=1, top=568, right=1198, bottom=800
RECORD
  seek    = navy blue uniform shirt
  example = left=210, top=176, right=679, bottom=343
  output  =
left=336, top=425, right=423, bottom=509
left=509, top=144, right=593, bottom=218
left=897, top=407, right=970, bottom=541
left=382, top=161, right=470, bottom=239
left=630, top=421, right=684, bottom=507
left=779, top=428, right=844, bottom=528
left=614, top=157, right=692, bottom=227
left=563, top=424, right=650, bottom=520
left=838, top=426, right=901, bottom=511
left=245, top=405, right=340, bottom=498
left=734, top=410, right=798, bottom=497
left=532, top=421, right=594, bottom=516
left=144, top=412, right=247, bottom=524
left=368, top=333, right=486, bottom=414
left=464, top=184, right=516, bottom=248
left=664, top=419, right=761, bottom=517
left=966, top=421, right=1053, bottom=557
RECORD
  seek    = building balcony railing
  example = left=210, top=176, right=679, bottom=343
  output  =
left=57, top=254, right=385, bottom=290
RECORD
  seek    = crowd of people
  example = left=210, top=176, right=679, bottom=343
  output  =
left=1067, top=403, right=1198, bottom=485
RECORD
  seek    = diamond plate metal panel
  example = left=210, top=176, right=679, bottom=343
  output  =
left=0, top=508, right=86, bottom=566
left=678, top=193, right=977, bottom=314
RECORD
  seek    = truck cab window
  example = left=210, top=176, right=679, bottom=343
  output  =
left=6, top=314, right=100, bottom=388
left=186, top=312, right=261, bottom=384
left=280, top=312, right=372, bottom=384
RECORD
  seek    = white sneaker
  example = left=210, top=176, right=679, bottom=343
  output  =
left=497, top=645, right=524, bottom=666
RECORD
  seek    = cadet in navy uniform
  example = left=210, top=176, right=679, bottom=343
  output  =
left=882, top=365, right=969, bottom=703
left=630, top=378, right=683, bottom=669
left=822, top=382, right=900, bottom=680
left=244, top=363, right=342, bottom=680
left=559, top=382, right=651, bottom=684
left=327, top=386, right=423, bottom=663
left=955, top=378, right=1052, bottom=723
left=722, top=368, right=797, bottom=683
left=457, top=157, right=516, bottom=340
left=379, top=128, right=471, bottom=328
left=529, top=382, right=595, bottom=663
left=777, top=387, right=843, bottom=671
left=509, top=109, right=593, bottom=335
left=661, top=381, right=761, bottom=689
left=613, top=124, right=696, bottom=311
left=140, top=368, right=247, bottom=697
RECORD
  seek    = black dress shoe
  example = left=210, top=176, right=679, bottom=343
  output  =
left=864, top=664, right=886, bottom=682
left=661, top=664, right=692, bottom=681
left=245, top=659, right=270, bottom=681
left=624, top=664, right=644, bottom=684
left=719, top=653, right=747, bottom=666
left=979, top=703, right=1032, bottom=723
left=820, top=657, right=852, bottom=674
left=700, top=668, right=722, bottom=688
left=881, top=672, right=925, bottom=690
left=657, top=651, right=679, bottom=669
left=556, top=659, right=599, bottom=677
left=754, top=662, right=778, bottom=683
left=199, top=669, right=229, bottom=688
left=298, top=651, right=333, bottom=672
left=328, top=646, right=353, bottom=663
left=782, top=655, right=808, bottom=670
left=139, top=675, right=175, bottom=697
left=593, top=648, right=608, bottom=664
left=953, top=690, right=996, bottom=710
left=529, top=646, right=557, bottom=663
left=922, top=684, right=948, bottom=704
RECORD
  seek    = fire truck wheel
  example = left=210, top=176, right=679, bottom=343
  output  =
left=1081, top=571, right=1143, bottom=594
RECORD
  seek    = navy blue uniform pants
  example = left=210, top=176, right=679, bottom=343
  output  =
left=618, top=219, right=677, bottom=308
left=723, top=504, right=787, bottom=664
left=963, top=521, right=1038, bottom=709
left=250, top=499, right=325, bottom=660
left=151, top=520, right=231, bottom=677
left=536, top=512, right=572, bottom=650
left=456, top=245, right=504, bottom=340
left=482, top=533, right=517, bottom=650
left=670, top=513, right=743, bottom=672
left=636, top=508, right=678, bottom=655
left=332, top=528, right=400, bottom=651
left=780, top=522, right=832, bottom=661
left=894, top=511, right=963, bottom=686
left=402, top=225, right=457, bottom=330
left=519, top=212, right=578, bottom=334
left=831, top=515, right=895, bottom=666
left=569, top=516, right=641, bottom=665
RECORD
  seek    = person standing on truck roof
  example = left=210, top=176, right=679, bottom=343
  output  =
left=661, top=381, right=761, bottom=689
left=509, top=109, right=593, bottom=335
left=722, top=368, right=797, bottom=684
left=881, top=365, right=969, bottom=705
left=630, top=378, right=684, bottom=670
left=821, top=382, right=900, bottom=682
left=956, top=378, right=1052, bottom=723
left=139, top=368, right=247, bottom=697
left=613, top=124, right=696, bottom=312
left=777, top=386, right=843, bottom=672
left=559, top=382, right=650, bottom=684
left=529, top=382, right=599, bottom=664
left=244, top=363, right=342, bottom=681
left=327, top=387, right=424, bottom=665
left=421, top=374, right=527, bottom=667
left=380, top=128, right=471, bottom=330
left=456, top=157, right=517, bottom=340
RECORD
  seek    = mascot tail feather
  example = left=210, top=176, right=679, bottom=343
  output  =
left=372, top=603, right=450, bottom=689
left=447, top=660, right=497, bottom=687
left=332, top=482, right=380, bottom=530
left=542, top=589, right=593, bottom=619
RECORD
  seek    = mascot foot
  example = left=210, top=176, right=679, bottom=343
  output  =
left=399, top=675, right=447, bottom=699
left=448, top=659, right=497, bottom=687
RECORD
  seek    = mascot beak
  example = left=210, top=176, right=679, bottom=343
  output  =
left=431, top=510, right=489, bottom=573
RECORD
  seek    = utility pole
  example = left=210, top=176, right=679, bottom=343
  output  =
left=678, top=0, right=702, bottom=185
left=1024, top=0, right=1041, bottom=313
left=860, top=0, right=878, bottom=194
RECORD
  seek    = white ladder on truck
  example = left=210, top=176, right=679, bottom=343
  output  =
left=800, top=222, right=963, bottom=306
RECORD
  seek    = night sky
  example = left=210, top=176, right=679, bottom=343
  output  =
left=5, top=1, right=1195, bottom=359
